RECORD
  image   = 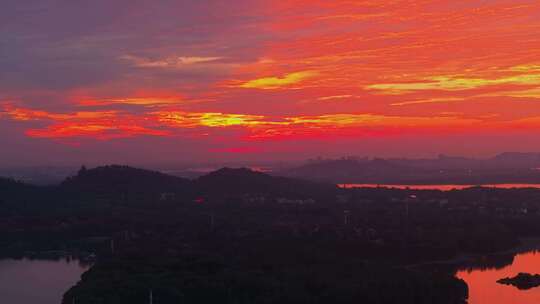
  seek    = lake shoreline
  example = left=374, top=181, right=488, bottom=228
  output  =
left=455, top=239, right=540, bottom=304
left=404, top=237, right=540, bottom=271
left=0, top=257, right=90, bottom=304
left=339, top=184, right=540, bottom=191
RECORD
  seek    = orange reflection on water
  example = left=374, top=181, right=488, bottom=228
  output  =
left=456, top=251, right=540, bottom=304
left=339, top=184, right=540, bottom=191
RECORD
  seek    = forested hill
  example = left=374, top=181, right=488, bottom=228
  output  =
left=61, top=165, right=193, bottom=198
left=1, top=165, right=338, bottom=205
left=196, top=167, right=337, bottom=199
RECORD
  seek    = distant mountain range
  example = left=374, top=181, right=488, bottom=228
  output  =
left=278, top=153, right=540, bottom=184
left=1, top=165, right=337, bottom=203
left=3, top=152, right=540, bottom=195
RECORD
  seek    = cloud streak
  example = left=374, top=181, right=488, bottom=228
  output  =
left=238, top=71, right=318, bottom=90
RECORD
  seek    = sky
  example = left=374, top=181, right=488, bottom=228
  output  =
left=1, top=0, right=540, bottom=166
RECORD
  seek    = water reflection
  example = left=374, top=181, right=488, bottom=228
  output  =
left=456, top=251, right=540, bottom=304
left=339, top=184, right=540, bottom=191
left=0, top=257, right=89, bottom=304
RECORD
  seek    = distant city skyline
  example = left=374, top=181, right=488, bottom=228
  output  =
left=2, top=1, right=540, bottom=165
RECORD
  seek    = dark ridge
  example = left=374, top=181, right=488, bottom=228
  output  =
left=61, top=165, right=193, bottom=198
left=55, top=165, right=336, bottom=202
left=196, top=167, right=337, bottom=199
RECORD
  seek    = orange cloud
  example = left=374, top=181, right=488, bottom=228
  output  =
left=237, top=71, right=318, bottom=89
left=366, top=72, right=540, bottom=95
left=6, top=102, right=540, bottom=144
left=79, top=97, right=185, bottom=107
left=3, top=105, right=117, bottom=121
left=153, top=111, right=270, bottom=128
left=391, top=97, right=466, bottom=106
left=3, top=105, right=168, bottom=139
left=120, top=55, right=223, bottom=69
left=26, top=123, right=170, bottom=140
left=317, top=95, right=354, bottom=101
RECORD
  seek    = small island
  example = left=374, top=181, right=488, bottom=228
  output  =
left=497, top=273, right=540, bottom=290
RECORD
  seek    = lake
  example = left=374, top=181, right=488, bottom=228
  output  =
left=0, top=258, right=89, bottom=304
left=339, top=184, right=540, bottom=191
left=456, top=250, right=540, bottom=304
left=3, top=252, right=540, bottom=303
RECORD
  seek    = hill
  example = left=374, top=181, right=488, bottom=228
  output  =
left=61, top=165, right=193, bottom=199
left=196, top=167, right=337, bottom=199
left=57, top=165, right=336, bottom=202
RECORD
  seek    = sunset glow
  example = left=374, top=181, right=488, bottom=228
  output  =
left=2, top=0, right=540, bottom=163
left=4, top=3, right=540, bottom=302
